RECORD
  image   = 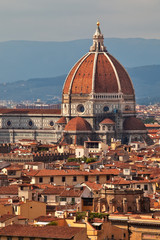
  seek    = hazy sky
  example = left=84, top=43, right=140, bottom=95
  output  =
left=0, top=0, right=159, bottom=41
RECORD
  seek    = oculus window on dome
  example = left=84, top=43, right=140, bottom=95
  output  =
left=50, top=121, right=54, bottom=126
left=103, top=106, right=109, bottom=112
left=77, top=104, right=85, bottom=113
left=7, top=120, right=11, bottom=127
left=28, top=120, right=33, bottom=127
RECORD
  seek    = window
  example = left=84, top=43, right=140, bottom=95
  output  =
left=44, top=195, right=47, bottom=203
left=106, top=175, right=110, bottom=181
left=60, top=197, right=66, bottom=202
left=14, top=205, right=18, bottom=212
left=62, top=176, right=66, bottom=182
left=50, top=177, right=54, bottom=182
left=7, top=120, right=11, bottom=127
left=28, top=120, right=33, bottom=126
left=7, top=237, right=12, bottom=240
left=144, top=185, right=148, bottom=191
left=85, top=175, right=88, bottom=181
left=50, top=121, right=54, bottom=126
left=117, top=207, right=122, bottom=212
left=83, top=198, right=93, bottom=206
left=73, top=176, right=77, bottom=182
left=18, top=238, right=23, bottom=240
left=8, top=171, right=16, bottom=176
left=96, top=175, right=99, bottom=183
left=103, top=106, right=109, bottom=112
left=71, top=198, right=75, bottom=204
left=39, top=177, right=43, bottom=183
left=77, top=104, right=85, bottom=113
left=55, top=196, right=59, bottom=202
left=137, top=185, right=140, bottom=189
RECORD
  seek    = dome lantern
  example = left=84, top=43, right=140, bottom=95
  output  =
left=90, top=22, right=107, bottom=52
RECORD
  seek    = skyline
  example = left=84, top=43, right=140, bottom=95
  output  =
left=0, top=0, right=159, bottom=42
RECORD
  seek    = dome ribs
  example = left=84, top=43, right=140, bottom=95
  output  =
left=108, top=54, right=135, bottom=95
left=63, top=52, right=135, bottom=96
left=94, top=53, right=118, bottom=93
left=71, top=54, right=94, bottom=94
left=63, top=55, right=86, bottom=94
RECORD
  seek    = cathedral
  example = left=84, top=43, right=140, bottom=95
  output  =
left=0, top=23, right=147, bottom=145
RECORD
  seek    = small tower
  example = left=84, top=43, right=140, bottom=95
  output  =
left=90, top=22, right=107, bottom=52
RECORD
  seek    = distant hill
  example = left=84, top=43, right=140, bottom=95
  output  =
left=0, top=75, right=65, bottom=102
left=0, top=65, right=160, bottom=104
left=127, top=65, right=160, bottom=104
left=0, top=38, right=160, bottom=83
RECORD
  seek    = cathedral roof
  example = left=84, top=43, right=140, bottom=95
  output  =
left=123, top=117, right=146, bottom=131
left=56, top=117, right=67, bottom=124
left=64, top=117, right=92, bottom=132
left=0, top=108, right=61, bottom=115
left=63, top=23, right=134, bottom=96
left=100, top=118, right=115, bottom=125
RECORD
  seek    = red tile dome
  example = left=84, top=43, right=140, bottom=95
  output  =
left=123, top=117, right=146, bottom=131
left=56, top=117, right=66, bottom=124
left=100, top=118, right=115, bottom=125
left=64, top=117, right=92, bottom=132
left=63, top=23, right=134, bottom=96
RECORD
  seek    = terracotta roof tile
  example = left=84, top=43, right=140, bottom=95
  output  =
left=84, top=181, right=102, bottom=191
left=63, top=52, right=134, bottom=95
left=60, top=187, right=84, bottom=197
left=64, top=117, right=92, bottom=132
left=42, top=186, right=65, bottom=195
left=108, top=53, right=134, bottom=95
left=35, top=215, right=63, bottom=222
left=95, top=53, right=118, bottom=93
left=0, top=185, right=18, bottom=195
left=0, top=224, right=85, bottom=239
left=0, top=109, right=61, bottom=115
left=71, top=53, right=94, bottom=94
left=26, top=169, right=119, bottom=177
left=0, top=214, right=16, bottom=223
left=56, top=117, right=67, bottom=124
left=63, top=55, right=87, bottom=94
left=100, top=118, right=115, bottom=125
left=123, top=117, right=146, bottom=131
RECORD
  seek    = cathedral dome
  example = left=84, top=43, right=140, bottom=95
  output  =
left=123, top=117, right=146, bottom=131
left=56, top=117, right=66, bottom=124
left=100, top=118, right=115, bottom=125
left=63, top=23, right=134, bottom=96
left=64, top=117, right=92, bottom=132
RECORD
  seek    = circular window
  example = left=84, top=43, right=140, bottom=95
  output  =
left=103, top=106, right=109, bottom=112
left=50, top=121, right=54, bottom=126
left=28, top=120, right=33, bottom=126
left=77, top=104, right=85, bottom=113
left=7, top=120, right=11, bottom=127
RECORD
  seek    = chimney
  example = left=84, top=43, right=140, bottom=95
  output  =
left=74, top=216, right=76, bottom=222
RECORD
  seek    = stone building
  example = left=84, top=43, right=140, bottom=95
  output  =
left=95, top=188, right=150, bottom=214
left=0, top=23, right=147, bottom=145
